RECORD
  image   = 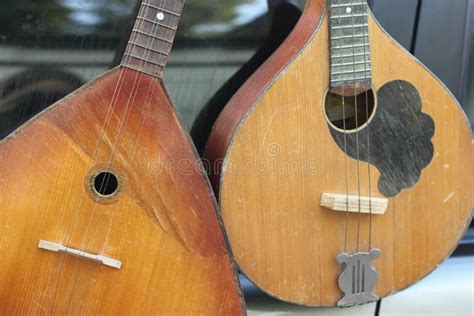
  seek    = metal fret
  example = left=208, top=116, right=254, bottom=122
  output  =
left=331, top=34, right=368, bottom=40
left=128, top=42, right=169, bottom=56
left=330, top=2, right=365, bottom=8
left=142, top=2, right=181, bottom=16
left=331, top=23, right=368, bottom=30
left=330, top=13, right=368, bottom=19
left=332, top=60, right=370, bottom=67
left=331, top=76, right=372, bottom=84
left=131, top=29, right=173, bottom=44
left=332, top=43, right=369, bottom=50
left=332, top=64, right=370, bottom=77
left=331, top=52, right=370, bottom=59
left=331, top=69, right=371, bottom=76
left=124, top=52, right=166, bottom=67
left=136, top=16, right=177, bottom=30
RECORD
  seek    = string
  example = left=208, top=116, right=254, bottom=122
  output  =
left=49, top=1, right=152, bottom=310
left=350, top=0, right=363, bottom=254
left=73, top=0, right=169, bottom=307
left=127, top=0, right=177, bottom=167
left=334, top=0, right=351, bottom=254
left=92, top=5, right=161, bottom=207
left=92, top=0, right=174, bottom=271
left=52, top=0, right=167, bottom=309
left=361, top=0, right=374, bottom=252
left=93, top=0, right=177, bottom=254
left=97, top=0, right=178, bottom=196
left=81, top=0, right=167, bottom=259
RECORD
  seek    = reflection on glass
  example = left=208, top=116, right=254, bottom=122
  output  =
left=0, top=0, right=282, bottom=136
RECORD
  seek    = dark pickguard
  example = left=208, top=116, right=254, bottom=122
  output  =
left=329, top=80, right=435, bottom=197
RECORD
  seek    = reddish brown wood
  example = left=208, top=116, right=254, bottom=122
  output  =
left=204, top=0, right=324, bottom=190
left=0, top=67, right=244, bottom=314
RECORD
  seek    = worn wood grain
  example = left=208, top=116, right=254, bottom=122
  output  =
left=205, top=1, right=473, bottom=306
left=0, top=68, right=244, bottom=314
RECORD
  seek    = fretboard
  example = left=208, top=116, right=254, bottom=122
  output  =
left=329, top=0, right=371, bottom=90
left=121, top=0, right=184, bottom=78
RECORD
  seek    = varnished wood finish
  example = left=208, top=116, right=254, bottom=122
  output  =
left=205, top=1, right=473, bottom=306
left=0, top=68, right=244, bottom=314
left=205, top=0, right=325, bottom=188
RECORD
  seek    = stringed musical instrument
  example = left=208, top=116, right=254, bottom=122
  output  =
left=205, top=0, right=473, bottom=306
left=0, top=0, right=244, bottom=313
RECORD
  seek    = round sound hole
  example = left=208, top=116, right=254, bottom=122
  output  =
left=324, top=89, right=375, bottom=132
left=92, top=171, right=119, bottom=197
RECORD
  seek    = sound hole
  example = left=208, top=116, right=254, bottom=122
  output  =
left=92, top=171, right=119, bottom=197
left=324, top=89, right=375, bottom=131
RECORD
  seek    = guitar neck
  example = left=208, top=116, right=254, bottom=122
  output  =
left=121, top=0, right=185, bottom=78
left=329, top=0, right=371, bottom=92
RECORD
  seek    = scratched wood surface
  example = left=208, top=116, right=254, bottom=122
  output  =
left=0, top=68, right=244, bottom=314
left=205, top=0, right=474, bottom=306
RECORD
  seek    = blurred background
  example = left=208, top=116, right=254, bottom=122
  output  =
left=0, top=0, right=284, bottom=137
left=0, top=0, right=473, bottom=313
